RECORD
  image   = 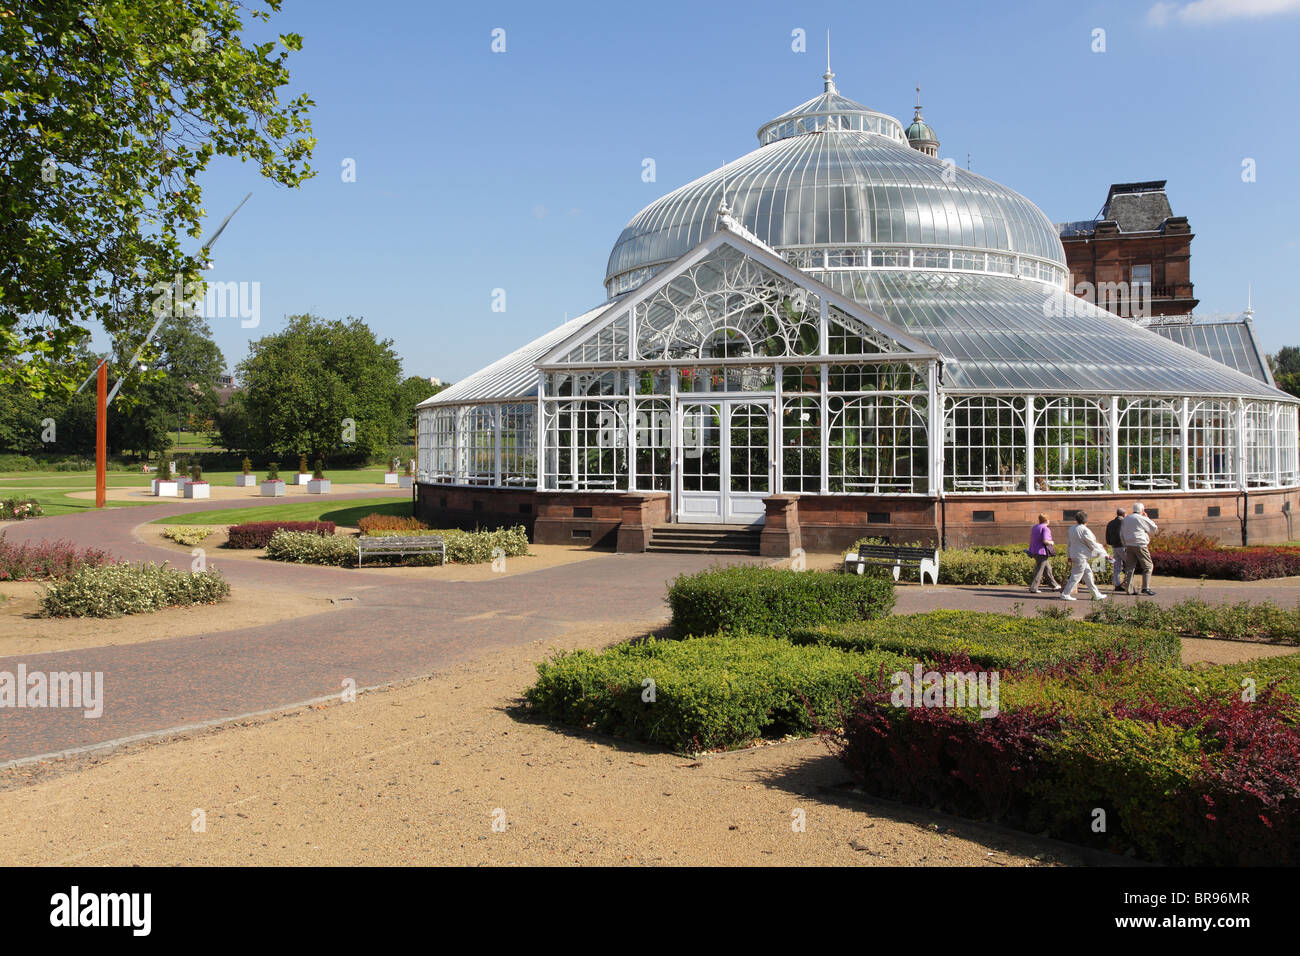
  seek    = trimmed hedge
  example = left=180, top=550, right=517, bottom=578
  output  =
left=525, top=632, right=912, bottom=753
left=789, top=609, right=1181, bottom=670
left=668, top=566, right=896, bottom=638
left=265, top=530, right=357, bottom=566
left=225, top=520, right=335, bottom=549
left=40, top=563, right=230, bottom=617
left=832, top=652, right=1300, bottom=865
left=1086, top=597, right=1300, bottom=645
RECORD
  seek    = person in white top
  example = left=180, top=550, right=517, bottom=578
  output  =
left=1061, top=510, right=1109, bottom=602
left=1119, top=502, right=1160, bottom=596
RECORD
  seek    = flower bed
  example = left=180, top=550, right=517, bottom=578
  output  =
left=1086, top=597, right=1300, bottom=644
left=668, top=565, right=896, bottom=639
left=1149, top=547, right=1300, bottom=581
left=0, top=534, right=112, bottom=581
left=40, top=563, right=231, bottom=618
left=1, top=497, right=44, bottom=521
left=357, top=513, right=428, bottom=534
left=225, top=520, right=336, bottom=549
left=264, top=530, right=357, bottom=566
left=830, top=653, right=1300, bottom=865
left=162, top=526, right=213, bottom=547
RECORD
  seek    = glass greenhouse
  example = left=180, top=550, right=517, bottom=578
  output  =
left=417, top=75, right=1298, bottom=532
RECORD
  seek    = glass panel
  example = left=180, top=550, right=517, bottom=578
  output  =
left=828, top=395, right=928, bottom=494
left=1118, top=399, right=1181, bottom=491
left=1033, top=398, right=1109, bottom=492
left=680, top=404, right=721, bottom=492
left=1188, top=400, right=1236, bottom=489
left=542, top=400, right=629, bottom=492
left=729, top=403, right=771, bottom=494
left=943, top=396, right=1025, bottom=492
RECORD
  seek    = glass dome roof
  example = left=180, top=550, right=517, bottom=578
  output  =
left=605, top=83, right=1066, bottom=298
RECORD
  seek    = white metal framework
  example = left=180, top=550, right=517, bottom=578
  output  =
left=416, top=233, right=1300, bottom=505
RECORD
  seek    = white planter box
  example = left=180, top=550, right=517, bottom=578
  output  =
left=294, top=473, right=312, bottom=486
left=183, top=481, right=210, bottom=499
left=383, top=472, right=399, bottom=485
left=398, top=475, right=414, bottom=489
left=235, top=474, right=257, bottom=487
left=307, top=479, right=331, bottom=494
left=153, top=480, right=179, bottom=498
left=260, top=480, right=286, bottom=497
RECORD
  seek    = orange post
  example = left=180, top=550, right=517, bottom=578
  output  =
left=95, top=360, right=107, bottom=508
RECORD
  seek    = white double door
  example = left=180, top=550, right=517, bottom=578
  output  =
left=676, top=399, right=773, bottom=525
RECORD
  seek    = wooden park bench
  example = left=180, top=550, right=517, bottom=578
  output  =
left=843, top=544, right=940, bottom=585
left=357, top=534, right=446, bottom=568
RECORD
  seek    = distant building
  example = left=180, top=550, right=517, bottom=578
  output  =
left=1057, top=181, right=1198, bottom=317
left=215, top=373, right=237, bottom=407
left=1058, top=181, right=1274, bottom=388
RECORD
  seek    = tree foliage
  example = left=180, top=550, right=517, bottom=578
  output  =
left=0, top=0, right=314, bottom=393
left=232, top=314, right=405, bottom=458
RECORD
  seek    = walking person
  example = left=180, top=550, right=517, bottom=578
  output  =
left=1106, top=507, right=1127, bottom=591
left=1120, top=502, right=1159, bottom=596
left=1061, top=511, right=1109, bottom=602
left=1027, top=512, right=1062, bottom=593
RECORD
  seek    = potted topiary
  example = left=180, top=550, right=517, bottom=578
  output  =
left=307, top=459, right=331, bottom=494
left=384, top=455, right=399, bottom=485
left=398, top=458, right=414, bottom=490
left=235, top=456, right=257, bottom=488
left=295, top=452, right=312, bottom=486
left=183, top=462, right=210, bottom=499
left=260, top=461, right=286, bottom=497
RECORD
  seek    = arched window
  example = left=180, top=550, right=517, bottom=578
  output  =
left=1188, top=400, right=1236, bottom=490
left=1118, top=399, right=1182, bottom=491
left=828, top=395, right=928, bottom=494
left=780, top=397, right=822, bottom=492
left=1033, top=397, right=1109, bottom=492
left=944, top=396, right=1025, bottom=492
left=1245, top=402, right=1277, bottom=487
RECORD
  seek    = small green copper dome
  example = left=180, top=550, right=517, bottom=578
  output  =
left=905, top=117, right=937, bottom=144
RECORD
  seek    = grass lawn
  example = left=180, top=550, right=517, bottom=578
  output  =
left=151, top=496, right=413, bottom=527
left=0, top=470, right=157, bottom=516
left=0, top=466, right=400, bottom=518
left=166, top=430, right=221, bottom=449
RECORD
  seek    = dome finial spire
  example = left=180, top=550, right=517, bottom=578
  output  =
left=914, top=84, right=923, bottom=121
left=823, top=31, right=837, bottom=93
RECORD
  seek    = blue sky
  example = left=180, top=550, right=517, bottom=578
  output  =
left=191, top=0, right=1300, bottom=383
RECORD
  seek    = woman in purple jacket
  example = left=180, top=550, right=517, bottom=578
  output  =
left=1028, top=513, right=1062, bottom=593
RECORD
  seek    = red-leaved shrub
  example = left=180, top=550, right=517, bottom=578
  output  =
left=224, top=521, right=335, bottom=549
left=0, top=533, right=112, bottom=581
left=1152, top=547, right=1300, bottom=581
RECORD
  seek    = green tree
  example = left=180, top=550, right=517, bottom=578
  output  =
left=1270, top=347, right=1300, bottom=398
left=395, top=375, right=444, bottom=441
left=236, top=315, right=404, bottom=458
left=1, top=0, right=314, bottom=394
